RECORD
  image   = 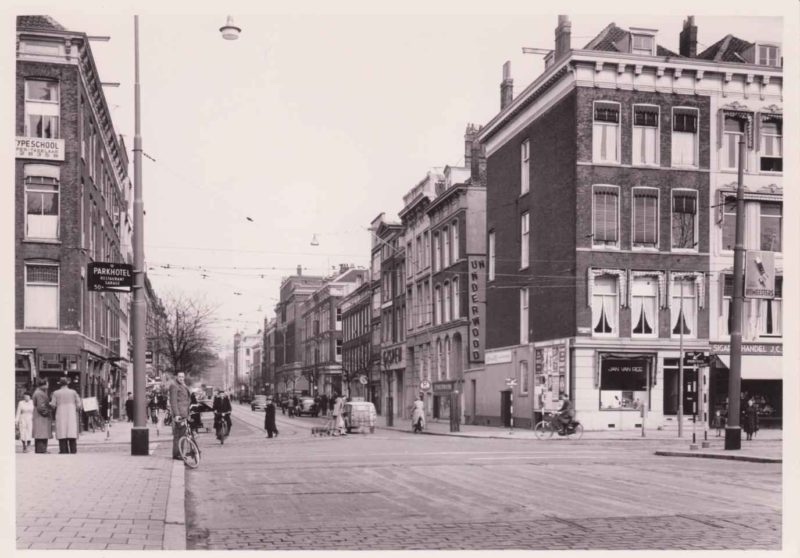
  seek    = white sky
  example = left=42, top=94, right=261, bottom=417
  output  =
left=3, top=2, right=789, bottom=347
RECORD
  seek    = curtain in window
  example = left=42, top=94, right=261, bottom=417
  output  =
left=670, top=279, right=697, bottom=336
left=760, top=115, right=782, bottom=157
left=631, top=278, right=657, bottom=336
left=592, top=277, right=618, bottom=335
left=593, top=103, right=619, bottom=162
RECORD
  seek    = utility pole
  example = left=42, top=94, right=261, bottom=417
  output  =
left=725, top=138, right=746, bottom=450
left=130, top=15, right=149, bottom=455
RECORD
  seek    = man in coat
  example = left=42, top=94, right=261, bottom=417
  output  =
left=212, top=389, right=233, bottom=438
left=125, top=392, right=134, bottom=422
left=169, top=371, right=192, bottom=460
left=50, top=377, right=82, bottom=454
left=319, top=393, right=329, bottom=418
left=31, top=379, right=52, bottom=454
left=264, top=396, right=279, bottom=438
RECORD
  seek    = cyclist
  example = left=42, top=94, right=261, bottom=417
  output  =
left=169, top=371, right=191, bottom=460
left=555, top=392, right=574, bottom=434
left=213, top=389, right=233, bottom=440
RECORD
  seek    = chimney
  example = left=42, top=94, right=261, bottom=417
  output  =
left=500, top=61, right=513, bottom=110
left=679, top=16, right=697, bottom=58
left=296, top=265, right=302, bottom=276
left=339, top=263, right=350, bottom=275
left=464, top=123, right=486, bottom=187
left=554, top=15, right=571, bottom=60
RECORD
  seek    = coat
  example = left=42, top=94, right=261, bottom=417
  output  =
left=31, top=387, right=52, bottom=439
left=743, top=404, right=759, bottom=435
left=213, top=395, right=232, bottom=414
left=169, top=381, right=192, bottom=419
left=411, top=400, right=426, bottom=427
left=332, top=397, right=344, bottom=417
left=264, top=402, right=277, bottom=430
left=16, top=399, right=34, bottom=442
left=51, top=386, right=82, bottom=439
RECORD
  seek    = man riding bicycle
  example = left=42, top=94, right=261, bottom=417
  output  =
left=212, top=389, right=232, bottom=440
left=555, top=392, right=575, bottom=434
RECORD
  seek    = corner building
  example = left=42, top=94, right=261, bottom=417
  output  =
left=478, top=16, right=727, bottom=430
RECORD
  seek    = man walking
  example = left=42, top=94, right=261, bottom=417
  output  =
left=169, top=372, right=191, bottom=460
left=51, top=377, right=82, bottom=454
left=31, top=379, right=52, bottom=454
left=264, top=396, right=279, bottom=438
left=125, top=392, right=134, bottom=422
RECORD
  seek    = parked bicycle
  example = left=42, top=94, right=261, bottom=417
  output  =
left=175, top=416, right=201, bottom=468
left=534, top=410, right=584, bottom=440
left=85, top=410, right=109, bottom=439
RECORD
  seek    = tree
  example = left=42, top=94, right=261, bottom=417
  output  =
left=159, top=293, right=218, bottom=381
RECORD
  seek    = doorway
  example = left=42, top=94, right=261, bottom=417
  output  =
left=663, top=359, right=698, bottom=416
left=500, top=390, right=511, bottom=427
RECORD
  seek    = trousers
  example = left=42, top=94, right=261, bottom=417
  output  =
left=58, top=438, right=77, bottom=454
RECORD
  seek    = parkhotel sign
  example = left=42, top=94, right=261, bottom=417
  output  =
left=16, top=137, right=65, bottom=161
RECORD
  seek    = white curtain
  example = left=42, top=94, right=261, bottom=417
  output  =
left=633, top=126, right=658, bottom=165
left=673, top=131, right=697, bottom=166
left=593, top=122, right=619, bottom=163
left=25, top=284, right=58, bottom=328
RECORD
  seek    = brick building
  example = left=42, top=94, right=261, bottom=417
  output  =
left=14, top=16, right=133, bottom=413
left=339, top=277, right=373, bottom=400
left=477, top=16, right=727, bottom=430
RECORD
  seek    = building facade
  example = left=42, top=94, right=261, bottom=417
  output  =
left=340, top=277, right=373, bottom=400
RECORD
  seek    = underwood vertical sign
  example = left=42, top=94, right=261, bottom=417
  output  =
left=468, top=256, right=486, bottom=363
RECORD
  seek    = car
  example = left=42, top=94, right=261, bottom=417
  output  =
left=251, top=395, right=268, bottom=411
left=343, top=401, right=377, bottom=433
left=294, top=396, right=317, bottom=417
left=239, top=393, right=253, bottom=404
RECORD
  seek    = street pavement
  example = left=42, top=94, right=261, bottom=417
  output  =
left=182, top=404, right=782, bottom=551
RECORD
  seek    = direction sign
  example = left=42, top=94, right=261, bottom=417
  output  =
left=683, top=351, right=709, bottom=366
left=359, top=374, right=368, bottom=385
left=420, top=380, right=431, bottom=390
left=505, top=378, right=518, bottom=387
left=87, top=262, right=134, bottom=292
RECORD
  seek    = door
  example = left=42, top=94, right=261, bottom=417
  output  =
left=471, top=379, right=477, bottom=425
left=500, top=390, right=511, bottom=427
left=663, top=359, right=698, bottom=416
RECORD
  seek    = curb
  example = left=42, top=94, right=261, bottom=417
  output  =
left=163, top=459, right=187, bottom=550
left=654, top=450, right=781, bottom=463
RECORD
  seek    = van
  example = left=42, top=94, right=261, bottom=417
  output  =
left=343, top=401, right=377, bottom=434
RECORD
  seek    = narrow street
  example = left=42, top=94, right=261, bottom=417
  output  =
left=179, top=405, right=781, bottom=550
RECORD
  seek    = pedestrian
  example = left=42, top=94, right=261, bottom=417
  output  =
left=148, top=393, right=158, bottom=424
left=156, top=388, right=168, bottom=427
left=50, top=377, right=82, bottom=454
left=169, top=371, right=192, bottom=460
left=332, top=393, right=346, bottom=436
left=125, top=392, right=134, bottom=422
left=319, top=393, right=329, bottom=417
left=328, top=394, right=335, bottom=416
left=314, top=394, right=321, bottom=417
left=264, top=396, right=279, bottom=438
left=31, top=379, right=52, bottom=454
left=15, top=393, right=34, bottom=453
left=742, top=398, right=759, bottom=441
left=411, top=395, right=426, bottom=433
left=288, top=395, right=296, bottom=418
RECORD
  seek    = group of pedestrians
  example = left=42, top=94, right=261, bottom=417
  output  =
left=15, top=377, right=82, bottom=454
left=264, top=392, right=347, bottom=437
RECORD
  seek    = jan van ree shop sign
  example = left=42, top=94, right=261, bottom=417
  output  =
left=16, top=137, right=65, bottom=161
left=87, top=262, right=134, bottom=293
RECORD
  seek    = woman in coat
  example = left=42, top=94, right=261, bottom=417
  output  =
left=16, top=393, right=34, bottom=452
left=264, top=397, right=278, bottom=438
left=742, top=398, right=759, bottom=441
left=411, top=396, right=426, bottom=433
left=31, top=379, right=52, bottom=454
left=51, top=377, right=82, bottom=454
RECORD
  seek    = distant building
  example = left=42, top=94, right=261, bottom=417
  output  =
left=339, top=274, right=373, bottom=400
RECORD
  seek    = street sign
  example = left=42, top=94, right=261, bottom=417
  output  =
left=87, top=262, right=134, bottom=292
left=744, top=251, right=775, bottom=299
left=359, top=375, right=368, bottom=385
left=505, top=378, right=518, bottom=387
left=420, top=380, right=431, bottom=390
left=683, top=351, right=709, bottom=366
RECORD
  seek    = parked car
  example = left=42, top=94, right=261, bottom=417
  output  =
left=343, top=401, right=377, bottom=433
left=251, top=395, right=268, bottom=411
left=239, top=393, right=253, bottom=404
left=294, top=396, right=317, bottom=417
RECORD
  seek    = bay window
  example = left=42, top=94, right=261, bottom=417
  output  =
left=632, top=105, right=659, bottom=166
left=671, top=190, right=698, bottom=250
left=632, top=188, right=658, bottom=248
left=671, top=279, right=697, bottom=338
left=592, top=186, right=619, bottom=247
left=759, top=114, right=782, bottom=172
left=631, top=278, right=658, bottom=338
left=593, top=101, right=620, bottom=164
left=24, top=263, right=59, bottom=328
left=24, top=80, right=59, bottom=138
left=592, top=276, right=618, bottom=336
left=672, top=107, right=698, bottom=167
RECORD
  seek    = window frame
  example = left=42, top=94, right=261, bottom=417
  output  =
left=520, top=288, right=529, bottom=345
left=758, top=276, right=783, bottom=338
left=759, top=114, right=783, bottom=173
left=631, top=186, right=660, bottom=250
left=520, top=139, right=530, bottom=195
left=452, top=278, right=460, bottom=320
left=24, top=173, right=60, bottom=241
left=759, top=201, right=782, bottom=253
left=519, top=360, right=530, bottom=395
left=721, top=195, right=738, bottom=253
left=631, top=104, right=661, bottom=167
left=671, top=106, right=699, bottom=168
left=24, top=262, right=60, bottom=329
left=670, top=188, right=699, bottom=253
left=24, top=79, right=60, bottom=139
left=592, top=100, right=622, bottom=164
left=520, top=212, right=530, bottom=269
left=488, top=231, right=496, bottom=281
left=451, top=221, right=460, bottom=262
left=670, top=278, right=697, bottom=340
left=592, top=275, right=619, bottom=338
left=443, top=225, right=450, bottom=268
left=756, top=43, right=780, bottom=67
left=630, top=277, right=659, bottom=339
left=592, top=185, right=620, bottom=249
left=631, top=34, right=655, bottom=56
left=722, top=112, right=748, bottom=172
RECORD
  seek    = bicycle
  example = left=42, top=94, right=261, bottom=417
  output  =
left=86, top=410, right=109, bottom=439
left=175, top=416, right=201, bottom=468
left=534, top=410, right=584, bottom=440
left=215, top=411, right=231, bottom=445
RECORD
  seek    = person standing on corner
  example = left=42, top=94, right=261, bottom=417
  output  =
left=264, top=396, right=279, bottom=439
left=125, top=392, right=134, bottom=422
left=319, top=393, right=329, bottom=418
left=16, top=392, right=34, bottom=453
left=51, top=377, right=82, bottom=454
left=169, top=371, right=191, bottom=460
left=742, top=397, right=759, bottom=441
left=31, top=379, right=52, bottom=454
left=332, top=392, right=346, bottom=436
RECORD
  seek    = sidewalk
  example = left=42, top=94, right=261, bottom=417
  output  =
left=15, top=420, right=185, bottom=550
left=374, top=415, right=782, bottom=462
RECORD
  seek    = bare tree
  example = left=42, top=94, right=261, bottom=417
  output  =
left=160, top=293, right=218, bottom=381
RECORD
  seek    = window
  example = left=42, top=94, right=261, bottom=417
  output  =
left=520, top=288, right=529, bottom=345
left=488, top=231, right=496, bottom=281
left=721, top=196, right=737, bottom=251
left=415, top=235, right=422, bottom=272
left=452, top=278, right=460, bottom=320
left=599, top=356, right=649, bottom=410
left=433, top=232, right=440, bottom=272
left=592, top=186, right=619, bottom=247
left=592, top=276, right=618, bottom=336
left=406, top=242, right=413, bottom=276
left=633, top=105, right=659, bottom=165
left=24, top=80, right=59, bottom=138
left=672, top=108, right=698, bottom=167
left=336, top=339, right=343, bottom=358
left=435, top=339, right=443, bottom=380
left=757, top=44, right=780, bottom=67
left=759, top=277, right=782, bottom=337
left=631, top=278, right=658, bottom=337
left=24, top=168, right=59, bottom=240
left=25, top=263, right=59, bottom=328
left=519, top=360, right=530, bottom=394
left=760, top=202, right=782, bottom=252
left=21, top=39, right=64, bottom=57
left=444, top=337, right=451, bottom=379
left=452, top=221, right=459, bottom=262
left=593, top=101, right=620, bottom=164
left=423, top=231, right=430, bottom=268
left=671, top=279, right=696, bottom=338
left=723, top=113, right=747, bottom=170
left=520, top=212, right=530, bottom=268
left=443, top=226, right=450, bottom=268
left=759, top=115, right=782, bottom=172
left=434, top=285, right=442, bottom=325
left=632, top=188, right=658, bottom=248
left=671, top=190, right=698, bottom=250
left=520, top=139, right=530, bottom=194
left=416, top=284, right=423, bottom=327
left=443, top=281, right=451, bottom=323
left=423, top=281, right=430, bottom=324
left=632, top=34, right=654, bottom=56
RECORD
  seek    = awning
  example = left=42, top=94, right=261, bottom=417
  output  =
left=715, top=354, right=782, bottom=380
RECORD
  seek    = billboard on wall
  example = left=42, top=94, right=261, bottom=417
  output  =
left=468, top=256, right=487, bottom=363
left=533, top=339, right=569, bottom=411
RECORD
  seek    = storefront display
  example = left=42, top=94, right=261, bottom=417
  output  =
left=598, top=355, right=653, bottom=411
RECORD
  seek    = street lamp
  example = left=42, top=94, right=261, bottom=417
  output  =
left=219, top=16, right=242, bottom=40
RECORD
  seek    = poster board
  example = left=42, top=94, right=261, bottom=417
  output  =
left=82, top=396, right=99, bottom=413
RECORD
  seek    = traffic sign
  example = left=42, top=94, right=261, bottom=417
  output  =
left=359, top=375, right=368, bottom=385
left=505, top=378, right=518, bottom=387
left=420, top=380, right=431, bottom=390
left=87, top=262, right=134, bottom=292
left=683, top=351, right=709, bottom=366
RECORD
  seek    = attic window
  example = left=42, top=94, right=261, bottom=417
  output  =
left=632, top=35, right=654, bottom=56
left=757, top=44, right=780, bottom=67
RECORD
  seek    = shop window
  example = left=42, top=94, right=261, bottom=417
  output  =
left=592, top=186, right=619, bottom=247
left=632, top=187, right=658, bottom=248
left=631, top=278, right=658, bottom=338
left=24, top=263, right=59, bottom=328
left=671, top=279, right=697, bottom=338
left=671, top=190, right=698, bottom=250
left=632, top=105, right=659, bottom=166
left=593, top=101, right=620, bottom=164
left=592, top=276, right=618, bottom=337
left=24, top=80, right=59, bottom=138
left=760, top=202, right=782, bottom=252
left=599, top=357, right=650, bottom=410
left=672, top=107, right=699, bottom=167
left=759, top=115, right=782, bottom=172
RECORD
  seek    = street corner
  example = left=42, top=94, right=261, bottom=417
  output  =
left=654, top=449, right=781, bottom=463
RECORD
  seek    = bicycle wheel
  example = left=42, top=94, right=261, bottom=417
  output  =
left=178, top=437, right=201, bottom=468
left=533, top=420, right=554, bottom=440
left=217, top=422, right=229, bottom=444
left=566, top=423, right=584, bottom=440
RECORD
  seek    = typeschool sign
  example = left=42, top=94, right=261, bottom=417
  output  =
left=87, top=262, right=134, bottom=292
left=16, top=137, right=65, bottom=161
left=468, top=256, right=487, bottom=363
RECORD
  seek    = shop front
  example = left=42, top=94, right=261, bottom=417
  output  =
left=381, top=344, right=405, bottom=420
left=432, top=380, right=457, bottom=420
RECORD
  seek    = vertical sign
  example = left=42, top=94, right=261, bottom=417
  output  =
left=468, top=256, right=487, bottom=363
left=534, top=339, right=569, bottom=411
left=744, top=250, right=775, bottom=299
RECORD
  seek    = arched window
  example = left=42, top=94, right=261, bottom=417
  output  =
left=436, top=339, right=443, bottom=380
left=443, top=281, right=451, bottom=323
left=452, top=278, right=460, bottom=319
left=452, top=221, right=459, bottom=261
left=445, top=337, right=451, bottom=379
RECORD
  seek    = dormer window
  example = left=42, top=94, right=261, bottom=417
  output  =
left=757, top=44, right=780, bottom=67
left=632, top=35, right=654, bottom=56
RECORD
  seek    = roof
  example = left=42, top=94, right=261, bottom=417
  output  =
left=583, top=22, right=680, bottom=57
left=17, top=15, right=67, bottom=32
left=697, top=34, right=753, bottom=63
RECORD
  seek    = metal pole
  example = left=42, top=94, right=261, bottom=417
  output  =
left=130, top=15, right=149, bottom=455
left=726, top=138, right=746, bottom=450
left=509, top=390, right=514, bottom=434
left=678, top=279, right=684, bottom=438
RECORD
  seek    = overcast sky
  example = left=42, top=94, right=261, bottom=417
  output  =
left=7, top=3, right=787, bottom=348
